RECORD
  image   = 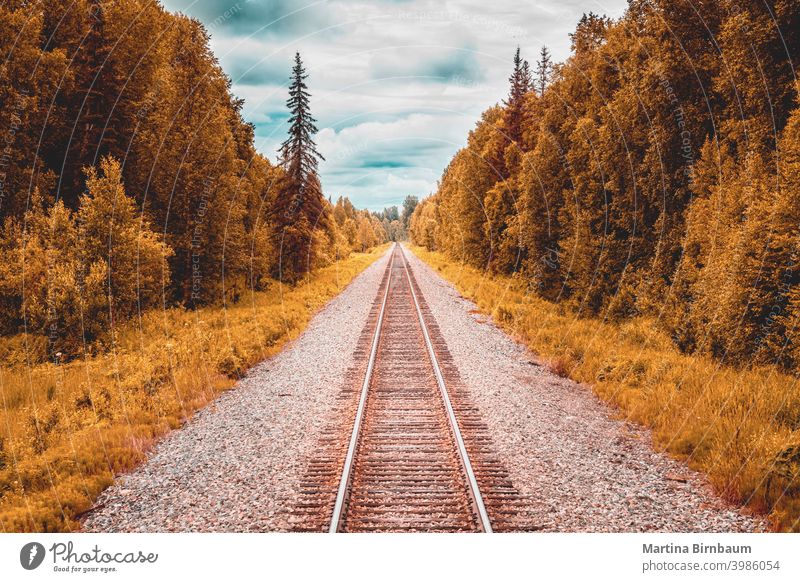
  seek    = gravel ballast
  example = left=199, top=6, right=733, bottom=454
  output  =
left=84, top=243, right=764, bottom=532
left=83, top=250, right=392, bottom=532
left=402, top=246, right=764, bottom=532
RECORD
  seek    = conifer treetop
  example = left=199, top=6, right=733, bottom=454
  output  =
left=279, top=51, right=324, bottom=191
left=535, top=45, right=552, bottom=96
left=504, top=46, right=531, bottom=109
left=503, top=47, right=531, bottom=144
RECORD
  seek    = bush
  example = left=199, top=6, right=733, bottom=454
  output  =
left=0, top=157, right=171, bottom=356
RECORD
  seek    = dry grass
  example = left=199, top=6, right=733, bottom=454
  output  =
left=0, top=245, right=388, bottom=532
left=409, top=245, right=800, bottom=532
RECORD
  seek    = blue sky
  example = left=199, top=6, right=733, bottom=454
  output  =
left=162, top=0, right=628, bottom=211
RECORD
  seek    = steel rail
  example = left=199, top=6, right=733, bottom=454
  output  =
left=398, top=244, right=493, bottom=533
left=328, top=244, right=396, bottom=533
left=328, top=243, right=492, bottom=533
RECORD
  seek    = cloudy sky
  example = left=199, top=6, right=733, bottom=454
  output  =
left=162, top=0, right=628, bottom=211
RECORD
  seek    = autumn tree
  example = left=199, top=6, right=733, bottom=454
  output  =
left=409, top=197, right=439, bottom=251
left=485, top=48, right=536, bottom=273
left=0, top=3, right=65, bottom=219
left=79, top=157, right=172, bottom=337
left=774, top=106, right=800, bottom=365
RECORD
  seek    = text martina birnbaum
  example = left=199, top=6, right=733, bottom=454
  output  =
left=643, top=543, right=752, bottom=555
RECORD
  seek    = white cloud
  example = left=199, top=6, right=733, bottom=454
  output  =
left=163, top=0, right=630, bottom=209
left=315, top=113, right=474, bottom=209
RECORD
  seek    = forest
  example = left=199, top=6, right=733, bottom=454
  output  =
left=410, top=0, right=800, bottom=370
left=0, top=0, right=407, bottom=531
left=0, top=0, right=404, bottom=362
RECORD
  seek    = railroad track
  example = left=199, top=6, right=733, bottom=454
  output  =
left=290, top=243, right=540, bottom=533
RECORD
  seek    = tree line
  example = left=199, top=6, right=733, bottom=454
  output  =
left=410, top=1, right=800, bottom=369
left=0, top=1, right=391, bottom=357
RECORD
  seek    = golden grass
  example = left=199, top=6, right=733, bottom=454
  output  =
left=0, top=245, right=388, bottom=532
left=409, top=245, right=800, bottom=532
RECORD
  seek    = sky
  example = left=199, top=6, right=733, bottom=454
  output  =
left=161, top=0, right=629, bottom=211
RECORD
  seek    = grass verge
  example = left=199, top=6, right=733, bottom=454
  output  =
left=0, top=245, right=388, bottom=532
left=408, top=245, right=800, bottom=532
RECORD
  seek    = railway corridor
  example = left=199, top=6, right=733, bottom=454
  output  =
left=83, top=244, right=761, bottom=533
left=294, top=244, right=536, bottom=533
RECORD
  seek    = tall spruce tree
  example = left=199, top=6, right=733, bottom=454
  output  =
left=275, top=52, right=327, bottom=280
left=279, top=52, right=325, bottom=191
left=503, top=47, right=531, bottom=144
left=535, top=45, right=552, bottom=96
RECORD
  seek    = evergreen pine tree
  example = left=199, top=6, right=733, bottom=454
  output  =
left=274, top=52, right=327, bottom=280
left=535, top=45, right=552, bottom=96
left=503, top=47, right=531, bottom=144
left=280, top=52, right=324, bottom=197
